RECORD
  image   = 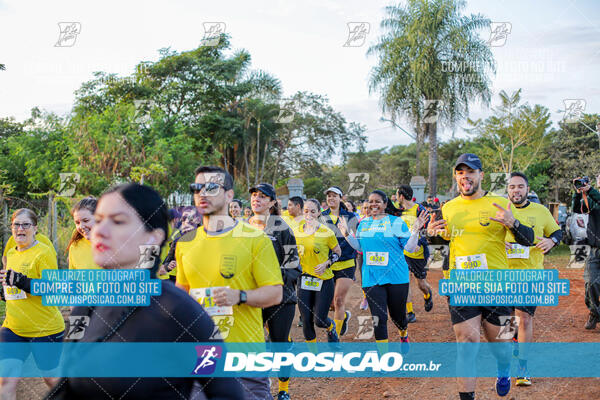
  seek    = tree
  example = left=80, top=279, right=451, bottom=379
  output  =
left=368, top=0, right=495, bottom=195
left=467, top=89, right=551, bottom=173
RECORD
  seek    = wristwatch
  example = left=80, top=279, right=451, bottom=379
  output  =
left=551, top=236, right=559, bottom=245
left=512, top=219, right=520, bottom=230
left=238, top=290, right=247, bottom=305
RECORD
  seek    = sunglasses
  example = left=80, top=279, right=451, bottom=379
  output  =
left=189, top=182, right=224, bottom=195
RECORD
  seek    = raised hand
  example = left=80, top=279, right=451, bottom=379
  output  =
left=490, top=202, right=517, bottom=228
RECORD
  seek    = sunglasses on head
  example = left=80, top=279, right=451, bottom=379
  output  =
left=189, top=182, right=224, bottom=195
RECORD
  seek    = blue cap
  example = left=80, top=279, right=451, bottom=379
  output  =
left=249, top=183, right=276, bottom=199
left=454, top=153, right=483, bottom=171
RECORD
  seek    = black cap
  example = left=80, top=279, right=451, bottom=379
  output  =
left=454, top=153, right=483, bottom=171
left=249, top=183, right=276, bottom=199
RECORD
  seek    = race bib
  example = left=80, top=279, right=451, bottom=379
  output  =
left=365, top=252, right=389, bottom=266
left=506, top=244, right=530, bottom=259
left=3, top=285, right=26, bottom=300
left=300, top=276, right=323, bottom=291
left=455, top=254, right=488, bottom=270
left=189, top=287, right=233, bottom=316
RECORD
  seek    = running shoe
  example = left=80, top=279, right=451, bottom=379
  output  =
left=407, top=312, right=417, bottom=323
left=340, top=311, right=351, bottom=336
left=400, top=334, right=410, bottom=354
left=424, top=289, right=433, bottom=312
left=327, top=322, right=340, bottom=343
left=585, top=313, right=598, bottom=330
left=359, top=297, right=368, bottom=310
left=495, top=376, right=511, bottom=397
left=277, top=390, right=291, bottom=400
left=515, top=376, right=532, bottom=386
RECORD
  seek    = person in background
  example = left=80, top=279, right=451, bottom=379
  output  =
left=158, top=206, right=202, bottom=281
left=0, top=209, right=64, bottom=400
left=229, top=199, right=243, bottom=221
left=242, top=206, right=253, bottom=221
left=286, top=196, right=305, bottom=229
left=3, top=231, right=56, bottom=270
left=67, top=197, right=100, bottom=269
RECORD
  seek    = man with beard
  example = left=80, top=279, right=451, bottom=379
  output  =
left=505, top=172, right=562, bottom=387
left=175, top=166, right=283, bottom=400
left=428, top=154, right=534, bottom=400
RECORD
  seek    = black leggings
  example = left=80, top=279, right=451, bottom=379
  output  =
left=297, top=276, right=335, bottom=340
left=262, top=303, right=295, bottom=343
left=364, top=283, right=409, bottom=340
left=263, top=303, right=295, bottom=383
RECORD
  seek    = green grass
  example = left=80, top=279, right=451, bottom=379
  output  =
left=0, top=300, right=5, bottom=320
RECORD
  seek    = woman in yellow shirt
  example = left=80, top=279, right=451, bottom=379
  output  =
left=293, top=198, right=341, bottom=344
left=67, top=197, right=99, bottom=269
left=0, top=208, right=65, bottom=398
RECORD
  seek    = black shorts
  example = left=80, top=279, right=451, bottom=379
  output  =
left=514, top=306, right=537, bottom=316
left=406, top=256, right=427, bottom=279
left=448, top=305, right=513, bottom=326
left=333, top=266, right=355, bottom=282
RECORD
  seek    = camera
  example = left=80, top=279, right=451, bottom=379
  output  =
left=573, top=176, right=590, bottom=189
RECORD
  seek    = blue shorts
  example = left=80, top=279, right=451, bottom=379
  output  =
left=0, top=327, right=64, bottom=371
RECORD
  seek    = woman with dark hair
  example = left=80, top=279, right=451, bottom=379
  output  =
left=45, top=183, right=242, bottom=400
left=67, top=197, right=99, bottom=269
left=158, top=206, right=201, bottom=281
left=228, top=199, right=243, bottom=221
left=0, top=209, right=65, bottom=399
left=293, top=198, right=341, bottom=345
left=248, top=183, right=301, bottom=400
left=341, top=190, right=428, bottom=348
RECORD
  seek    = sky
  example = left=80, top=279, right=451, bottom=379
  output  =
left=1, top=0, right=599, bottom=150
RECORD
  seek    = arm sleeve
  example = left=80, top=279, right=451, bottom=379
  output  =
left=549, top=229, right=563, bottom=243
left=511, top=223, right=535, bottom=246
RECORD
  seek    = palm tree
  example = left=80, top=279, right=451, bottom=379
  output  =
left=368, top=0, right=495, bottom=195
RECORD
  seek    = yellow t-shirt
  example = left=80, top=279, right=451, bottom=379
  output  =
left=442, top=193, right=517, bottom=272
left=176, top=222, right=282, bottom=343
left=3, top=242, right=65, bottom=337
left=281, top=210, right=291, bottom=218
left=282, top=215, right=304, bottom=230
left=401, top=204, right=425, bottom=259
left=68, top=238, right=100, bottom=269
left=4, top=233, right=56, bottom=257
left=505, top=202, right=560, bottom=269
left=293, top=222, right=339, bottom=280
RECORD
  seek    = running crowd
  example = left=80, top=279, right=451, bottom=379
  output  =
left=1, top=152, right=583, bottom=400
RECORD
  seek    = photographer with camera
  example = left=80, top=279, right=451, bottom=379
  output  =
left=572, top=174, right=600, bottom=330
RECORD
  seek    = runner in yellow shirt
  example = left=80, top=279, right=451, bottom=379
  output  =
left=293, top=198, right=341, bottom=344
left=3, top=232, right=55, bottom=269
left=428, top=154, right=535, bottom=400
left=285, top=196, right=305, bottom=229
left=0, top=209, right=65, bottom=398
left=67, top=197, right=100, bottom=269
left=505, top=172, right=562, bottom=386
left=176, top=166, right=283, bottom=400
